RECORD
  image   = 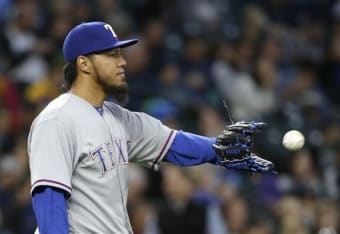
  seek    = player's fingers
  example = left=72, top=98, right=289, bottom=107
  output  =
left=218, top=131, right=252, bottom=146
left=250, top=121, right=267, bottom=129
left=226, top=121, right=267, bottom=135
left=250, top=153, right=275, bottom=172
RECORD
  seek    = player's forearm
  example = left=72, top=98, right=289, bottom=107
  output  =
left=32, top=186, right=69, bottom=234
left=164, top=131, right=217, bottom=166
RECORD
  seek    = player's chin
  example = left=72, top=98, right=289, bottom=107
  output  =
left=116, top=80, right=128, bottom=90
left=115, top=75, right=128, bottom=85
left=110, top=81, right=128, bottom=93
left=108, top=77, right=125, bottom=88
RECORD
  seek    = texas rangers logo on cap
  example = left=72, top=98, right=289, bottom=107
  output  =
left=104, top=24, right=117, bottom=37
left=63, top=21, right=138, bottom=63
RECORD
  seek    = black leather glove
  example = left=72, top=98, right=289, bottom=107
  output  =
left=213, top=121, right=276, bottom=173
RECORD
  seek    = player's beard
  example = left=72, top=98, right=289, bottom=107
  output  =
left=93, top=67, right=129, bottom=106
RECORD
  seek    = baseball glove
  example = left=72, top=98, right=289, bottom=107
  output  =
left=213, top=121, right=276, bottom=173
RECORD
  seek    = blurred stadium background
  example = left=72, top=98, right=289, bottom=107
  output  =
left=0, top=0, right=339, bottom=233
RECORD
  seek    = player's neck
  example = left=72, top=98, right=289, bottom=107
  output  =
left=70, top=79, right=106, bottom=106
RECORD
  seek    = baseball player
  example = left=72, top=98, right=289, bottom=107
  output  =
left=27, top=21, right=275, bottom=233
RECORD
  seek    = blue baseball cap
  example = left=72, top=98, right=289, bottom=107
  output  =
left=63, top=21, right=138, bottom=63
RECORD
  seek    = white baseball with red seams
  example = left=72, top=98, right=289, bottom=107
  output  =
left=282, top=130, right=305, bottom=151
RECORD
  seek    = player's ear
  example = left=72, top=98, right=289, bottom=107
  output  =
left=77, top=56, right=91, bottom=74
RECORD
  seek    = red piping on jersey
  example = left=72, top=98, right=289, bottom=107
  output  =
left=32, top=179, right=72, bottom=192
left=152, top=130, right=175, bottom=170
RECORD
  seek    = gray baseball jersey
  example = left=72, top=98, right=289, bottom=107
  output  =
left=28, top=92, right=176, bottom=233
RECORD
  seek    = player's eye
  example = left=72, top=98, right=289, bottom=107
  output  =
left=110, top=50, right=122, bottom=57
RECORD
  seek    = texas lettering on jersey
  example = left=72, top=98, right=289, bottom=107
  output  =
left=90, top=138, right=128, bottom=175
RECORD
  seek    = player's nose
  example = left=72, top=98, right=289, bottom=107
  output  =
left=118, top=56, right=127, bottom=67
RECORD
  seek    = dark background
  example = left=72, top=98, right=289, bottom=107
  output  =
left=0, top=0, right=339, bottom=233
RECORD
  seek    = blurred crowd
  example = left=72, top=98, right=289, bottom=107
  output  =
left=0, top=0, right=339, bottom=233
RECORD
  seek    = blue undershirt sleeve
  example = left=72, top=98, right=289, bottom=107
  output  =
left=164, top=131, right=218, bottom=166
left=32, top=186, right=69, bottom=234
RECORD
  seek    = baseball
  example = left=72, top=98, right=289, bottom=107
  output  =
left=282, top=130, right=305, bottom=151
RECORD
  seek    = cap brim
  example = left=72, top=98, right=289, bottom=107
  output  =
left=77, top=39, right=139, bottom=60
left=112, top=39, right=139, bottom=49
